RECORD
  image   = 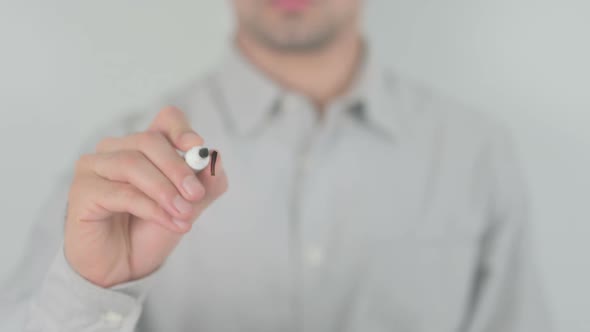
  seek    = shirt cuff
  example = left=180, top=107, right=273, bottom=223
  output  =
left=27, top=244, right=160, bottom=331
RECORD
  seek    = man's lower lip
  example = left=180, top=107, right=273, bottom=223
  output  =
left=272, top=0, right=310, bottom=11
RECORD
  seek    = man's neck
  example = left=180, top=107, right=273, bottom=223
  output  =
left=235, top=28, right=364, bottom=112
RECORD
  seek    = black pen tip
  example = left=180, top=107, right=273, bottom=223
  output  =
left=210, top=150, right=218, bottom=176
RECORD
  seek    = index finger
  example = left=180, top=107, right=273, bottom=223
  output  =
left=149, top=106, right=204, bottom=151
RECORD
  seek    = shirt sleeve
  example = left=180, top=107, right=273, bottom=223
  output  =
left=23, top=244, right=159, bottom=332
left=464, top=124, right=553, bottom=332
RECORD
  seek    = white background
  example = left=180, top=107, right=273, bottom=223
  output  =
left=0, top=1, right=588, bottom=331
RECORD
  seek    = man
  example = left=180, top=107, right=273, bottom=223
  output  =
left=1, top=0, right=551, bottom=331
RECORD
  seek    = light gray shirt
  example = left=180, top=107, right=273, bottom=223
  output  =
left=0, top=44, right=551, bottom=332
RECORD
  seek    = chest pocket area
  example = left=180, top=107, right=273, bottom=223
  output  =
left=353, top=211, right=485, bottom=331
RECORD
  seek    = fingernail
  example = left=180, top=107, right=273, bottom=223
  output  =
left=173, top=219, right=191, bottom=231
left=180, top=132, right=202, bottom=147
left=173, top=195, right=193, bottom=214
left=182, top=176, right=204, bottom=198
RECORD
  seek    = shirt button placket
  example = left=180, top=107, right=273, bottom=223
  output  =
left=304, top=245, right=325, bottom=268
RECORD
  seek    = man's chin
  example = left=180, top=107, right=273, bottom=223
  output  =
left=250, top=25, right=340, bottom=53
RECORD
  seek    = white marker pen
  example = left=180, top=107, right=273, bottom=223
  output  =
left=182, top=146, right=218, bottom=175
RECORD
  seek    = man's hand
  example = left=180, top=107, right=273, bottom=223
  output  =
left=64, top=107, right=228, bottom=288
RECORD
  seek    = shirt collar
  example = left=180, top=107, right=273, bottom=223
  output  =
left=339, top=45, right=400, bottom=140
left=351, top=47, right=400, bottom=138
left=213, top=40, right=400, bottom=139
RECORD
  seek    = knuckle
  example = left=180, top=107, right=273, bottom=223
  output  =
left=68, top=176, right=87, bottom=199
left=75, top=154, right=93, bottom=172
left=147, top=202, right=166, bottom=220
left=95, top=136, right=116, bottom=152
left=118, top=151, right=145, bottom=168
left=156, top=183, right=179, bottom=203
left=137, top=131, right=164, bottom=149
left=114, top=183, right=139, bottom=202
left=153, top=182, right=178, bottom=201
left=164, top=159, right=193, bottom=178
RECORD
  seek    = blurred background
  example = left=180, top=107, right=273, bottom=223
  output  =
left=0, top=1, right=588, bottom=331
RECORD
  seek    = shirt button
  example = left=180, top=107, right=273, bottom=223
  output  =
left=305, top=245, right=325, bottom=268
left=101, top=310, right=124, bottom=327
